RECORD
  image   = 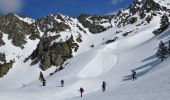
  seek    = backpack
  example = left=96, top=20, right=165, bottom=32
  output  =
left=103, top=81, right=106, bottom=86
left=61, top=80, right=64, bottom=83
left=80, top=88, right=84, bottom=92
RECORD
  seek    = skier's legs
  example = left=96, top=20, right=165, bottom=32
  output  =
left=81, top=92, right=83, bottom=97
left=135, top=75, right=137, bottom=80
left=102, top=86, right=106, bottom=92
left=132, top=75, right=135, bottom=81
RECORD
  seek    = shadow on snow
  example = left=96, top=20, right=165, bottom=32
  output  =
left=123, top=55, right=162, bottom=81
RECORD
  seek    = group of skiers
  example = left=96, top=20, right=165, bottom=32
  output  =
left=58, top=79, right=106, bottom=97
left=38, top=70, right=137, bottom=98
left=79, top=81, right=106, bottom=97
left=58, top=80, right=107, bottom=97
left=77, top=70, right=137, bottom=97
left=41, top=69, right=136, bottom=98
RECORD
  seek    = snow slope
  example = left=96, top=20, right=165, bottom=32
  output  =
left=155, top=0, right=170, bottom=9
left=71, top=29, right=170, bottom=100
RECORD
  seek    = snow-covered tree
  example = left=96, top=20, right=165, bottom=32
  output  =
left=156, top=41, right=168, bottom=61
left=160, top=14, right=169, bottom=31
left=153, top=15, right=169, bottom=35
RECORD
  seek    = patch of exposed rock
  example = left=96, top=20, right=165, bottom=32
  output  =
left=0, top=13, right=39, bottom=48
left=25, top=35, right=78, bottom=70
left=0, top=53, right=14, bottom=78
left=36, top=14, right=71, bottom=34
left=78, top=14, right=114, bottom=33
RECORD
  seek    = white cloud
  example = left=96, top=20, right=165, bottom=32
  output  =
left=107, top=8, right=124, bottom=15
left=111, top=0, right=125, bottom=5
left=0, top=0, right=23, bottom=13
left=107, top=10, right=118, bottom=15
left=106, top=11, right=117, bottom=15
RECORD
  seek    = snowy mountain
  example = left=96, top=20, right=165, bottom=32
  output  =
left=0, top=0, right=170, bottom=100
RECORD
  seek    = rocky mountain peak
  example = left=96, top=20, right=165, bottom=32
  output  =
left=129, top=0, right=167, bottom=15
left=36, top=14, right=71, bottom=35
left=0, top=13, right=36, bottom=48
left=114, top=0, right=170, bottom=28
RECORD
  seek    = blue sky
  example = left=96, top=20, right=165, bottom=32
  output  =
left=0, top=0, right=133, bottom=19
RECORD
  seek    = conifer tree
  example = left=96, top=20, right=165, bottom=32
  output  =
left=160, top=14, right=169, bottom=30
left=156, top=41, right=168, bottom=61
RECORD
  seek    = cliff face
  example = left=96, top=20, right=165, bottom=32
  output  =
left=25, top=35, right=78, bottom=70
